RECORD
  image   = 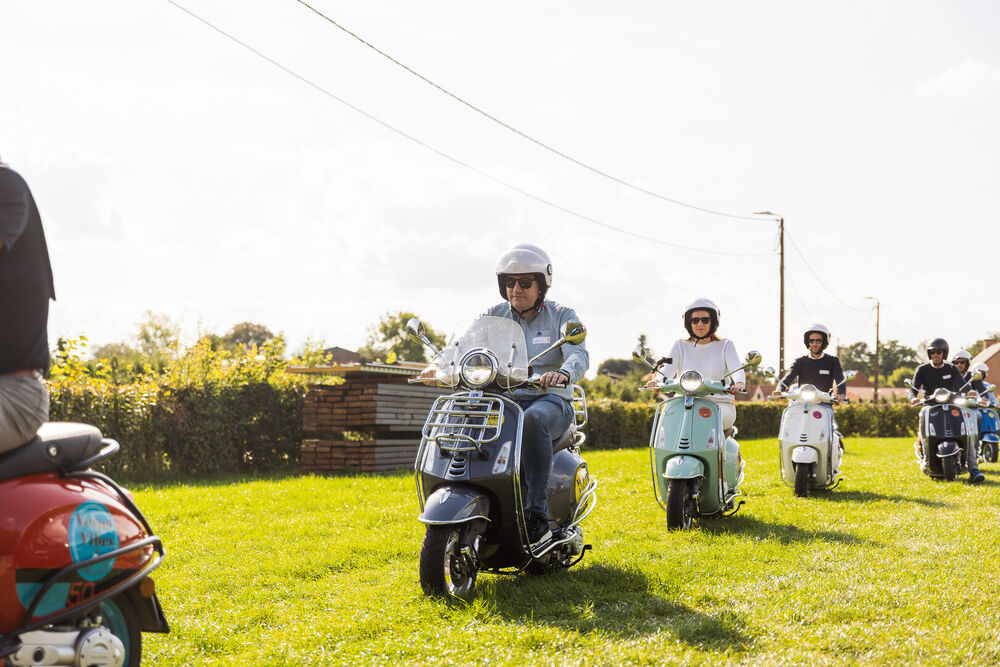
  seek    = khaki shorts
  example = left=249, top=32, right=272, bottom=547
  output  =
left=0, top=375, right=49, bottom=454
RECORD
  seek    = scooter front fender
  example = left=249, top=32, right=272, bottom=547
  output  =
left=936, top=441, right=960, bottom=458
left=418, top=486, right=491, bottom=525
left=663, top=456, right=705, bottom=480
left=791, top=445, right=819, bottom=465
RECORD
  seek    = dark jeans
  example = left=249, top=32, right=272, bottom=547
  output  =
left=516, top=394, right=574, bottom=516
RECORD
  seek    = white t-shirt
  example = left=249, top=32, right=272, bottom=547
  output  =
left=658, top=338, right=745, bottom=404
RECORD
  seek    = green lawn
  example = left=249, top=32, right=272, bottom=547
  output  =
left=136, top=437, right=1000, bottom=665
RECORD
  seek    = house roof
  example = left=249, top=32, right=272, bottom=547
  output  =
left=286, top=361, right=428, bottom=376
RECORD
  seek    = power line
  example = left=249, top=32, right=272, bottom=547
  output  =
left=785, top=268, right=815, bottom=322
left=292, top=0, right=769, bottom=223
left=161, top=0, right=776, bottom=258
left=785, top=230, right=869, bottom=312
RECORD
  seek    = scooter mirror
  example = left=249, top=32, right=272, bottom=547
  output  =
left=632, top=345, right=655, bottom=369
left=761, top=366, right=776, bottom=378
left=843, top=370, right=858, bottom=381
left=903, top=378, right=912, bottom=387
left=406, top=318, right=425, bottom=341
left=972, top=370, right=986, bottom=382
left=744, top=350, right=762, bottom=367
left=560, top=321, right=587, bottom=346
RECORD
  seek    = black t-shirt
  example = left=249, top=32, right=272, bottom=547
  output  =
left=0, top=166, right=55, bottom=373
left=779, top=354, right=846, bottom=394
left=909, top=362, right=963, bottom=398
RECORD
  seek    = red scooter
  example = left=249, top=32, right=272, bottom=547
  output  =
left=0, top=423, right=168, bottom=667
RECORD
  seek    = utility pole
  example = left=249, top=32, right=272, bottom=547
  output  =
left=756, top=212, right=785, bottom=374
left=865, top=297, right=880, bottom=404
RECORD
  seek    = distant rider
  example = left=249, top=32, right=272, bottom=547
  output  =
left=773, top=324, right=848, bottom=456
left=646, top=299, right=745, bottom=434
left=952, top=350, right=989, bottom=399
left=420, top=244, right=589, bottom=547
left=909, top=338, right=984, bottom=484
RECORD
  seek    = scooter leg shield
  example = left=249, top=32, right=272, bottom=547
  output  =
left=663, top=456, right=705, bottom=480
left=418, top=487, right=491, bottom=525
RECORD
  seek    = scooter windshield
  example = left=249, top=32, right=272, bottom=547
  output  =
left=434, top=316, right=530, bottom=385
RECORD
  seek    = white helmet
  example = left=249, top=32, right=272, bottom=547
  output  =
left=495, top=244, right=553, bottom=300
left=683, top=298, right=720, bottom=338
left=804, top=324, right=832, bottom=351
left=972, top=362, right=990, bottom=378
left=952, top=349, right=971, bottom=364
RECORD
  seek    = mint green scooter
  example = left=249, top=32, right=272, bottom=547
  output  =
left=633, top=347, right=762, bottom=529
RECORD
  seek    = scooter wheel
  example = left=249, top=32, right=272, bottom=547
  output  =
left=665, top=479, right=693, bottom=530
left=75, top=595, right=142, bottom=667
left=419, top=525, right=477, bottom=598
left=794, top=463, right=810, bottom=498
left=941, top=454, right=957, bottom=481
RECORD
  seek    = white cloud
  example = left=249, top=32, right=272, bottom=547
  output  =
left=915, top=61, right=1000, bottom=98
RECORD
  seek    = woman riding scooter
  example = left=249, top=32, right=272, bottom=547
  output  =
left=646, top=299, right=746, bottom=430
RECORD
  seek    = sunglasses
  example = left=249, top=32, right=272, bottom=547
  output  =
left=504, top=277, right=535, bottom=289
left=808, top=338, right=824, bottom=344
left=689, top=317, right=712, bottom=325
left=955, top=360, right=968, bottom=365
left=929, top=350, right=945, bottom=356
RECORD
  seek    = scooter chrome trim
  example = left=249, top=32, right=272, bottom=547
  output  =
left=569, top=479, right=599, bottom=528
left=422, top=394, right=506, bottom=454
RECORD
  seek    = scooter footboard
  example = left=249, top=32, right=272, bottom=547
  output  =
left=418, top=487, right=491, bottom=525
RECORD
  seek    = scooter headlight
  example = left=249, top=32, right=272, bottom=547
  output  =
left=459, top=349, right=498, bottom=388
left=933, top=388, right=951, bottom=404
left=679, top=370, right=704, bottom=393
left=799, top=384, right=819, bottom=404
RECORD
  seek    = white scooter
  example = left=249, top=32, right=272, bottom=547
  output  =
left=771, top=371, right=856, bottom=497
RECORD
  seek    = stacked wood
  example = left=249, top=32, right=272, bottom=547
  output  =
left=302, top=381, right=446, bottom=432
left=301, top=438, right=422, bottom=474
left=301, top=375, right=450, bottom=474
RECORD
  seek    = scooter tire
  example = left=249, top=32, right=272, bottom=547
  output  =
left=665, top=479, right=693, bottom=530
left=985, top=442, right=998, bottom=463
left=941, top=454, right=957, bottom=481
left=419, top=525, right=477, bottom=599
left=794, top=463, right=810, bottom=498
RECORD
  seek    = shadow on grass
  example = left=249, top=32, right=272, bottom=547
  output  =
left=808, top=489, right=951, bottom=507
left=483, top=563, right=751, bottom=652
left=700, top=514, right=870, bottom=546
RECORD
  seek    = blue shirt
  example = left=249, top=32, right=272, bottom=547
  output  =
left=482, top=300, right=589, bottom=402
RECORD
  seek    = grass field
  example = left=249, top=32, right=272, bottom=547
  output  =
left=136, top=437, right=1000, bottom=665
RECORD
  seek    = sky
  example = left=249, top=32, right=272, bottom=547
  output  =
left=2, top=0, right=998, bottom=375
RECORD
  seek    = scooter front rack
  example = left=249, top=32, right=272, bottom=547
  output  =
left=422, top=394, right=505, bottom=454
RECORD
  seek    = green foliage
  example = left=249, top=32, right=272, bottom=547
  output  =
left=47, top=334, right=335, bottom=479
left=584, top=400, right=921, bottom=449
left=885, top=365, right=916, bottom=388
left=357, top=311, right=445, bottom=363
left=839, top=339, right=918, bottom=378
left=579, top=369, right=658, bottom=404
left=596, top=358, right=646, bottom=377
left=223, top=321, right=275, bottom=349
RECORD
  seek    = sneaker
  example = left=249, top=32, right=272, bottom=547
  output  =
left=970, top=471, right=985, bottom=485
left=526, top=512, right=552, bottom=547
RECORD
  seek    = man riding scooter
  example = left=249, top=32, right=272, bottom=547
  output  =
left=773, top=324, right=848, bottom=450
left=419, top=244, right=589, bottom=547
left=910, top=338, right=985, bottom=484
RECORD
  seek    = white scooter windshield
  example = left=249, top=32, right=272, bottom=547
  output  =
left=434, top=315, right=530, bottom=384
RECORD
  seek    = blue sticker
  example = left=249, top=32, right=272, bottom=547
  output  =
left=68, top=502, right=119, bottom=581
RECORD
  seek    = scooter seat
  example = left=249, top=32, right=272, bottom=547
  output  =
left=0, top=422, right=103, bottom=483
left=552, top=422, right=577, bottom=455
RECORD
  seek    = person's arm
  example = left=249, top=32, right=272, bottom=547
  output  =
left=832, top=357, right=847, bottom=398
left=777, top=358, right=800, bottom=392
left=909, top=366, right=923, bottom=401
left=948, top=365, right=965, bottom=392
left=0, top=168, right=31, bottom=252
left=554, top=309, right=589, bottom=384
left=724, top=340, right=746, bottom=392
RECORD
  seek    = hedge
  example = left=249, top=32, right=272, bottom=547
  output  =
left=585, top=399, right=921, bottom=449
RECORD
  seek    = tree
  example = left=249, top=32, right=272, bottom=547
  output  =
left=597, top=358, right=645, bottom=377
left=839, top=341, right=873, bottom=378
left=877, top=340, right=919, bottom=376
left=968, top=331, right=1000, bottom=358
left=357, top=312, right=445, bottom=363
left=224, top=322, right=275, bottom=349
left=886, top=366, right=917, bottom=388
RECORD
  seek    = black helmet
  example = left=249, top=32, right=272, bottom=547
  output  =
left=803, top=324, right=831, bottom=351
left=927, top=337, right=949, bottom=360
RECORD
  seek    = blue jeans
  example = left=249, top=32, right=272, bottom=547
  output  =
left=516, top=394, right=574, bottom=516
